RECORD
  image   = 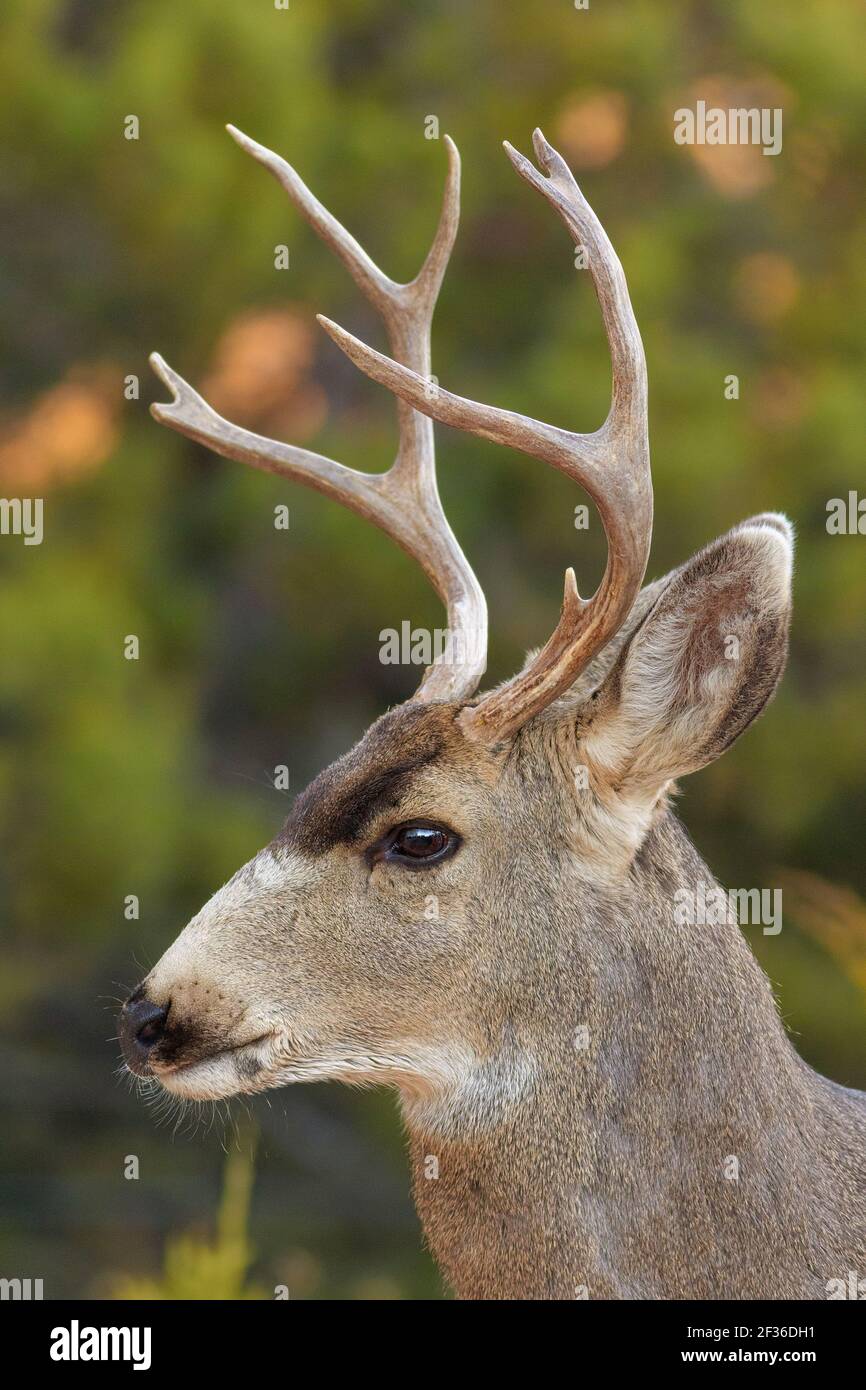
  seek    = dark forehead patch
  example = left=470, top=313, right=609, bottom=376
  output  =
left=279, top=702, right=460, bottom=855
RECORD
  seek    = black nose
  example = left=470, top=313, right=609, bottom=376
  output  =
left=119, top=991, right=169, bottom=1075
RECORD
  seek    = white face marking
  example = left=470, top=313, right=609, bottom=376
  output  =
left=145, top=848, right=322, bottom=1001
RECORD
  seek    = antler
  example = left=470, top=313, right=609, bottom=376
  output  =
left=149, top=125, right=487, bottom=703
left=318, top=128, right=653, bottom=744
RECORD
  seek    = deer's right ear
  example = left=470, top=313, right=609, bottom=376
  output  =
left=580, top=515, right=794, bottom=798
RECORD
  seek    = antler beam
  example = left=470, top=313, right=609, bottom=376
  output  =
left=150, top=126, right=487, bottom=703
left=318, top=128, right=653, bottom=744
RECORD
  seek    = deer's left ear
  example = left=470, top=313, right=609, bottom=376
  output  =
left=581, top=514, right=793, bottom=796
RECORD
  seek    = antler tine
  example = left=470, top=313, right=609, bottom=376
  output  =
left=226, top=124, right=461, bottom=328
left=226, top=124, right=396, bottom=315
left=505, top=129, right=648, bottom=442
left=150, top=129, right=486, bottom=704
left=319, top=128, right=652, bottom=744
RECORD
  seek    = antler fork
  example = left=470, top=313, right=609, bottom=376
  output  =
left=319, top=128, right=653, bottom=744
left=150, top=125, right=487, bottom=702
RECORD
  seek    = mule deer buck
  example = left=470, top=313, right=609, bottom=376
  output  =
left=121, top=126, right=865, bottom=1299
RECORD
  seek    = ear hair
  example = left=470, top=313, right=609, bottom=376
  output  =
left=578, top=514, right=794, bottom=797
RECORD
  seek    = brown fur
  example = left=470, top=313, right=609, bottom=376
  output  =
left=123, top=517, right=866, bottom=1299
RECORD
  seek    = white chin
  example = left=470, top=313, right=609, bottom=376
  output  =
left=154, top=1055, right=247, bottom=1100
left=153, top=1038, right=277, bottom=1100
left=150, top=1039, right=441, bottom=1102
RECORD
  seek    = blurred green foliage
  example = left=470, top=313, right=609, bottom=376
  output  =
left=0, top=0, right=864, bottom=1299
left=113, top=1122, right=266, bottom=1300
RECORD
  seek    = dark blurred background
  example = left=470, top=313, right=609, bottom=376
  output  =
left=1, top=0, right=865, bottom=1299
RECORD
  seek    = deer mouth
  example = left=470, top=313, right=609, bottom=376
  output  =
left=151, top=1033, right=278, bottom=1099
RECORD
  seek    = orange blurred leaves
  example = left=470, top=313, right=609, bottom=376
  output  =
left=200, top=308, right=327, bottom=440
left=734, top=252, right=801, bottom=325
left=0, top=364, right=121, bottom=490
left=672, top=75, right=792, bottom=199
left=553, top=90, right=629, bottom=170
left=0, top=308, right=328, bottom=492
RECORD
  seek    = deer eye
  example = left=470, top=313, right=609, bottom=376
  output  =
left=373, top=821, right=460, bottom=869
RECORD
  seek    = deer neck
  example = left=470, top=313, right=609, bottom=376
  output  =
left=400, top=813, right=819, bottom=1300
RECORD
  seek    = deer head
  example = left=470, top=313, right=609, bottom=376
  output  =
left=119, top=129, right=807, bottom=1296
